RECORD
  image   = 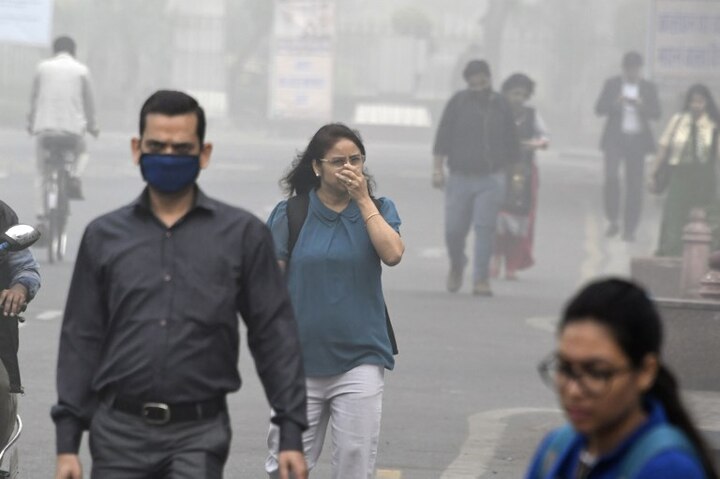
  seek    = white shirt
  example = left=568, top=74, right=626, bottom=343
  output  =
left=621, top=82, right=641, bottom=134
left=28, top=53, right=97, bottom=136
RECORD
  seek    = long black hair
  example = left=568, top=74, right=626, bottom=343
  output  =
left=281, top=123, right=374, bottom=197
left=683, top=83, right=720, bottom=125
left=561, top=278, right=718, bottom=479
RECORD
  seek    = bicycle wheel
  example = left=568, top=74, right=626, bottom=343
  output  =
left=56, top=213, right=67, bottom=261
left=47, top=209, right=58, bottom=264
left=55, top=171, right=70, bottom=262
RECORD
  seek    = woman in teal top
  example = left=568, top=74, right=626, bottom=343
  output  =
left=264, top=123, right=404, bottom=479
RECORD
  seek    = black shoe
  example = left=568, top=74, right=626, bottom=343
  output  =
left=68, top=177, right=84, bottom=200
left=447, top=267, right=464, bottom=293
left=606, top=223, right=619, bottom=238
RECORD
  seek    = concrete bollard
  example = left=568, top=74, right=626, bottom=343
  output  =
left=681, top=208, right=713, bottom=297
left=699, top=251, right=720, bottom=300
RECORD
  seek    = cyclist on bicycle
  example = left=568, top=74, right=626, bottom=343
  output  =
left=0, top=200, right=41, bottom=447
left=27, top=35, right=98, bottom=220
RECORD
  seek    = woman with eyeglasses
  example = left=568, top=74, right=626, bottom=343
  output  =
left=527, top=278, right=717, bottom=479
left=264, top=123, right=404, bottom=479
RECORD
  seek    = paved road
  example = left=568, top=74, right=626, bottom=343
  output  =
left=0, top=127, right=671, bottom=477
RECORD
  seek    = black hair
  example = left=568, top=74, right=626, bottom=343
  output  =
left=463, top=59, right=491, bottom=81
left=622, top=51, right=644, bottom=69
left=139, top=90, right=206, bottom=144
left=561, top=278, right=718, bottom=479
left=281, top=123, right=374, bottom=197
left=501, top=73, right=535, bottom=96
left=683, top=83, right=720, bottom=125
left=53, top=36, right=76, bottom=56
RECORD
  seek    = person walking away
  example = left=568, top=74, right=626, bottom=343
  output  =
left=27, top=35, right=99, bottom=218
left=595, top=51, right=661, bottom=242
left=526, top=278, right=717, bottom=479
left=650, top=84, right=720, bottom=257
left=52, top=90, right=308, bottom=479
left=492, top=73, right=549, bottom=280
left=265, top=123, right=404, bottom=479
left=0, top=200, right=41, bottom=447
left=432, top=59, right=520, bottom=296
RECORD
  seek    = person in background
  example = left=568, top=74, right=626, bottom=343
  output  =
left=526, top=278, right=717, bottom=479
left=265, top=123, right=404, bottom=479
left=432, top=59, right=520, bottom=296
left=492, top=73, right=549, bottom=281
left=595, top=51, right=661, bottom=242
left=650, top=84, right=720, bottom=257
left=52, top=90, right=307, bottom=479
left=27, top=35, right=99, bottom=214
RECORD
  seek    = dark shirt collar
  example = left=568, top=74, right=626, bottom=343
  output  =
left=132, top=186, right=216, bottom=215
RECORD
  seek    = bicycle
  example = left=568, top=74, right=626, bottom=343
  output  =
left=40, top=134, right=76, bottom=264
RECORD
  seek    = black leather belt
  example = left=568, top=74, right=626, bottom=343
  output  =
left=110, top=395, right=226, bottom=426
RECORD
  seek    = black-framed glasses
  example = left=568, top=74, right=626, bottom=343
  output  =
left=537, top=354, right=634, bottom=397
left=318, top=154, right=366, bottom=168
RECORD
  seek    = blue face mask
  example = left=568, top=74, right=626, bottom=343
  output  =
left=140, top=153, right=200, bottom=194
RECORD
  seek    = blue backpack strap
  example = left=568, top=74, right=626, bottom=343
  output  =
left=619, top=424, right=698, bottom=479
left=534, top=424, right=576, bottom=479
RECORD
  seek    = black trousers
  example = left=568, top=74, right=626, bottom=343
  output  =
left=603, top=134, right=648, bottom=236
left=89, top=402, right=232, bottom=479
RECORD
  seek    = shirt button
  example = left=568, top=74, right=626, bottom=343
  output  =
left=160, top=319, right=167, bottom=327
left=163, top=273, right=172, bottom=282
left=166, top=231, right=172, bottom=238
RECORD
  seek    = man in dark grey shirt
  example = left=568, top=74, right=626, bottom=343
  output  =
left=432, top=60, right=519, bottom=297
left=52, top=90, right=308, bottom=479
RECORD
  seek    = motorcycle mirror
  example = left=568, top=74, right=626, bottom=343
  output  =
left=0, top=225, right=41, bottom=252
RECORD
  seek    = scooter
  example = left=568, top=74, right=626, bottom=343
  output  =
left=0, top=225, right=41, bottom=478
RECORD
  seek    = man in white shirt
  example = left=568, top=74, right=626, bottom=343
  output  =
left=27, top=36, right=98, bottom=216
left=595, top=52, right=661, bottom=242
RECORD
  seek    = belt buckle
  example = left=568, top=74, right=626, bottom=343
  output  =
left=142, top=402, right=171, bottom=425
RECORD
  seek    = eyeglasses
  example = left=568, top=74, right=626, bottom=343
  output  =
left=537, top=354, right=634, bottom=397
left=318, top=154, right=366, bottom=168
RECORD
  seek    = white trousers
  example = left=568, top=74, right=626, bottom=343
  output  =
left=266, top=364, right=385, bottom=479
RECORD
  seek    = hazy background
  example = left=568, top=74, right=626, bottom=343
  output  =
left=1, top=2, right=720, bottom=477
left=2, top=0, right=714, bottom=150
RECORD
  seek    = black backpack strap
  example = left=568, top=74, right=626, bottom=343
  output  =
left=372, top=198, right=399, bottom=355
left=385, top=303, right=398, bottom=355
left=286, top=194, right=310, bottom=260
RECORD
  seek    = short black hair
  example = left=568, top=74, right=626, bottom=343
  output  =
left=139, top=90, right=206, bottom=144
left=501, top=73, right=535, bottom=96
left=463, top=59, right=491, bottom=81
left=622, top=51, right=643, bottom=69
left=53, top=36, right=76, bottom=56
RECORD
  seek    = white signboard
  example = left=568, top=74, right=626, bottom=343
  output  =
left=269, top=0, right=335, bottom=120
left=652, top=0, right=720, bottom=81
left=0, top=0, right=53, bottom=46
